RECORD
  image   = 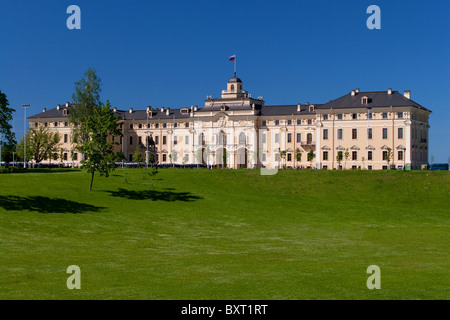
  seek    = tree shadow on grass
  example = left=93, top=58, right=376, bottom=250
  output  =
left=105, top=188, right=203, bottom=202
left=0, top=195, right=104, bottom=214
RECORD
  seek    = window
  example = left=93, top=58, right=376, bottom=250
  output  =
left=297, top=120, right=301, bottom=125
left=368, top=151, right=372, bottom=161
left=382, top=112, right=388, bottom=119
left=155, top=123, right=159, bottom=129
left=44, top=122, right=48, bottom=127
left=239, top=133, right=246, bottom=144
left=307, top=119, right=312, bottom=125
left=64, top=134, right=68, bottom=143
left=275, top=133, right=279, bottom=143
left=338, top=114, right=343, bottom=120
left=163, top=136, right=167, bottom=145
left=368, top=128, right=373, bottom=139
left=288, top=120, right=292, bottom=125
left=352, top=151, right=357, bottom=161
left=287, top=133, right=292, bottom=143
left=262, top=133, right=266, bottom=143
left=382, top=128, right=388, bottom=139
left=185, top=122, right=189, bottom=128
left=35, top=123, right=38, bottom=128
left=262, top=120, right=267, bottom=126
left=307, top=133, right=312, bottom=144
left=174, top=123, right=178, bottom=128
left=185, top=135, right=189, bottom=144
left=296, top=133, right=301, bottom=143
left=382, top=151, right=388, bottom=160
left=275, top=120, right=280, bottom=126
left=337, top=128, right=343, bottom=140
left=362, top=97, right=368, bottom=105
left=368, top=113, right=372, bottom=119
left=323, top=129, right=328, bottom=140
left=398, top=150, right=404, bottom=160
left=398, top=128, right=404, bottom=139
left=63, top=153, right=68, bottom=161
left=323, top=151, right=328, bottom=161
left=163, top=154, right=167, bottom=162
left=230, top=84, right=234, bottom=90
left=352, top=113, right=357, bottom=119
left=352, top=128, right=357, bottom=139
left=129, top=124, right=133, bottom=129
left=287, top=153, right=292, bottom=162
left=73, top=153, right=78, bottom=161
left=138, top=124, right=142, bottom=129
left=323, top=114, right=328, bottom=120
left=163, top=123, right=167, bottom=128
left=129, top=136, right=133, bottom=145
left=54, top=122, right=58, bottom=127
left=397, top=112, right=403, bottom=118
left=156, top=154, right=159, bottom=162
left=155, top=136, right=159, bottom=144
left=173, top=136, right=178, bottom=145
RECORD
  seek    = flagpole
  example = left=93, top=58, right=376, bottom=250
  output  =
left=234, top=55, right=237, bottom=76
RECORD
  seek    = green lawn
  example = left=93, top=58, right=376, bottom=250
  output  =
left=0, top=168, right=448, bottom=299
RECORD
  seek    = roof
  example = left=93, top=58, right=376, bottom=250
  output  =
left=316, top=91, right=430, bottom=111
left=28, top=104, right=74, bottom=119
left=260, top=104, right=319, bottom=116
left=228, top=76, right=242, bottom=83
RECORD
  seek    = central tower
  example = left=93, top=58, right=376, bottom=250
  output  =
left=221, top=76, right=248, bottom=99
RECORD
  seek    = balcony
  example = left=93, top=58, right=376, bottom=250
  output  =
left=301, top=140, right=316, bottom=146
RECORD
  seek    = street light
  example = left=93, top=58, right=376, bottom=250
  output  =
left=22, top=104, right=30, bottom=168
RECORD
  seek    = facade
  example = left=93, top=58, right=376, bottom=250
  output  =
left=28, top=77, right=431, bottom=170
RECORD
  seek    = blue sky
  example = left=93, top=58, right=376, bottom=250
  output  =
left=1, top=0, right=449, bottom=162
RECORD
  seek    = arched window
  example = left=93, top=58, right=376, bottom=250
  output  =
left=307, top=133, right=313, bottom=144
left=198, top=133, right=205, bottom=146
left=239, top=132, right=246, bottom=145
left=230, top=84, right=235, bottom=91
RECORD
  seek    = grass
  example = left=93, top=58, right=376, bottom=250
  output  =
left=0, top=168, right=448, bottom=299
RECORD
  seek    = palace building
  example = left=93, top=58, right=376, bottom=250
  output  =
left=28, top=76, right=431, bottom=170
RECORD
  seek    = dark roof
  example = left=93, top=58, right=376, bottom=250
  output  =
left=316, top=91, right=430, bottom=111
left=28, top=104, right=75, bottom=119
left=121, top=108, right=193, bottom=120
left=260, top=104, right=319, bottom=116
left=228, top=76, right=242, bottom=83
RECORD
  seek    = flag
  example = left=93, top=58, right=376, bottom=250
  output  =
left=228, top=55, right=236, bottom=61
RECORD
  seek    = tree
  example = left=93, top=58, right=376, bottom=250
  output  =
left=336, top=151, right=343, bottom=169
left=132, top=147, right=145, bottom=167
left=77, top=101, right=123, bottom=191
left=385, top=147, right=393, bottom=168
left=307, top=149, right=315, bottom=168
left=16, top=127, right=60, bottom=165
left=295, top=148, right=302, bottom=164
left=70, top=68, right=103, bottom=158
left=279, top=150, right=287, bottom=169
left=344, top=148, right=350, bottom=169
left=0, top=90, right=16, bottom=162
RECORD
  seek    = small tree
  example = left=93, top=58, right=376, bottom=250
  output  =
left=385, top=147, right=393, bottom=168
left=307, top=149, right=315, bottom=168
left=336, top=151, right=343, bottom=169
left=279, top=150, right=287, bottom=169
left=77, top=101, right=123, bottom=191
left=17, top=127, right=60, bottom=165
left=344, top=148, right=350, bottom=170
left=132, top=147, right=145, bottom=168
left=295, top=148, right=302, bottom=167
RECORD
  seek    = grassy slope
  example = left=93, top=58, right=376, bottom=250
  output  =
left=0, top=169, right=448, bottom=299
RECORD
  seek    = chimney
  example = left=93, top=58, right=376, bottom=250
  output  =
left=113, top=107, right=117, bottom=113
left=297, top=104, right=301, bottom=112
left=166, top=108, right=170, bottom=116
left=129, top=108, right=133, bottom=113
left=66, top=102, right=69, bottom=107
left=43, top=108, right=46, bottom=113
left=146, top=106, right=151, bottom=113
left=388, top=88, right=392, bottom=95
left=351, top=90, right=355, bottom=96
left=194, top=106, right=198, bottom=111
left=160, top=107, right=164, bottom=112
left=355, top=88, right=360, bottom=93
left=57, top=104, right=60, bottom=110
left=404, top=90, right=411, bottom=99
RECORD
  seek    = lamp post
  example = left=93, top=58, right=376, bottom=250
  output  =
left=22, top=104, right=30, bottom=168
left=146, top=109, right=149, bottom=169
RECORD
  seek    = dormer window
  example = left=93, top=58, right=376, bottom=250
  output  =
left=63, top=109, right=68, bottom=116
left=361, top=96, right=369, bottom=105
